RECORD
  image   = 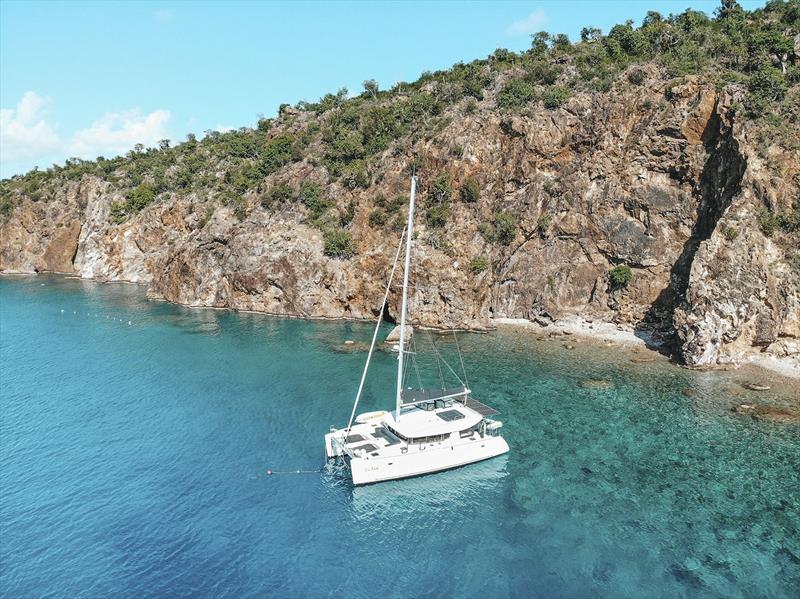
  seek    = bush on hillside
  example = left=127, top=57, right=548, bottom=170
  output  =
left=609, top=264, right=633, bottom=287
left=323, top=228, right=355, bottom=258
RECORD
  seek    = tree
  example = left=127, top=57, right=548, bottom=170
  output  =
left=158, top=139, right=170, bottom=151
left=642, top=11, right=662, bottom=27
left=257, top=117, right=271, bottom=132
left=429, top=172, right=453, bottom=203
left=133, top=143, right=144, bottom=153
left=747, top=65, right=788, bottom=114
left=580, top=26, right=602, bottom=42
left=552, top=33, right=571, bottom=53
left=530, top=31, right=550, bottom=55
left=363, top=79, right=379, bottom=100
left=715, top=0, right=744, bottom=21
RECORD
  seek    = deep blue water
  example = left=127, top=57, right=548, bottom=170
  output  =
left=1, top=275, right=798, bottom=598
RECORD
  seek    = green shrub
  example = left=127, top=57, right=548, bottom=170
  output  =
left=426, top=203, right=450, bottom=228
left=298, top=182, right=329, bottom=218
left=341, top=160, right=370, bottom=189
left=368, top=209, right=387, bottom=227
left=760, top=207, right=800, bottom=236
left=459, top=177, right=480, bottom=203
left=541, top=86, right=571, bottom=109
left=537, top=214, right=552, bottom=234
left=470, top=256, right=489, bottom=274
left=429, top=173, right=453, bottom=203
left=109, top=201, right=127, bottom=224
left=746, top=66, right=788, bottom=116
left=198, top=206, right=214, bottom=229
left=480, top=212, right=517, bottom=245
left=779, top=208, right=800, bottom=232
left=627, top=68, right=646, bottom=85
left=492, top=212, right=517, bottom=245
left=339, top=201, right=356, bottom=226
left=723, top=226, right=738, bottom=241
left=609, top=264, right=633, bottom=287
left=233, top=199, right=248, bottom=222
left=323, top=228, right=355, bottom=258
left=262, top=182, right=294, bottom=208
left=758, top=209, right=780, bottom=237
left=0, top=193, right=14, bottom=216
left=497, top=79, right=536, bottom=109
left=126, top=183, right=156, bottom=212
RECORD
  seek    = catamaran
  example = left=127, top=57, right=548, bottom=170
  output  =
left=324, top=176, right=509, bottom=485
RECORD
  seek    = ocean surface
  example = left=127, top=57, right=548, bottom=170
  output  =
left=0, top=275, right=798, bottom=599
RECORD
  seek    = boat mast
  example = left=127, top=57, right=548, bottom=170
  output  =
left=395, top=176, right=416, bottom=421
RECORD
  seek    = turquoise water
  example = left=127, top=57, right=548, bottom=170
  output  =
left=1, top=275, right=798, bottom=598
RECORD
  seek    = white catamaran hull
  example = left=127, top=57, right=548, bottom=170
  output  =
left=322, top=177, right=512, bottom=485
left=349, top=436, right=509, bottom=485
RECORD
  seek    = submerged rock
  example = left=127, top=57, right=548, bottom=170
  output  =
left=630, top=355, right=656, bottom=363
left=579, top=379, right=613, bottom=390
left=732, top=403, right=799, bottom=423
left=741, top=382, right=771, bottom=391
left=385, top=325, right=413, bottom=343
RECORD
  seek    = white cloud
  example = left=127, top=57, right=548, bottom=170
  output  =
left=211, top=125, right=235, bottom=134
left=0, top=91, right=171, bottom=174
left=0, top=91, right=61, bottom=161
left=69, top=109, right=171, bottom=157
left=505, top=9, right=548, bottom=37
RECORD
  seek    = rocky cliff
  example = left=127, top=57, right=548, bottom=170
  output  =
left=2, top=5, right=799, bottom=369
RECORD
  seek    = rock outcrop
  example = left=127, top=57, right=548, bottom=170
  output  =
left=1, top=70, right=798, bottom=371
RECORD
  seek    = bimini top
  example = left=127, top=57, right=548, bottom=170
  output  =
left=401, top=386, right=500, bottom=417
left=401, top=386, right=469, bottom=405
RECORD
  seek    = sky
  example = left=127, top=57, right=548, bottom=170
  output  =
left=0, top=0, right=766, bottom=178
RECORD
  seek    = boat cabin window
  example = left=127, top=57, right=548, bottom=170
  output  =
left=385, top=425, right=449, bottom=445
left=459, top=423, right=483, bottom=438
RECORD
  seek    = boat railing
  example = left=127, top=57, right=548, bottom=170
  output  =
left=331, top=435, right=356, bottom=459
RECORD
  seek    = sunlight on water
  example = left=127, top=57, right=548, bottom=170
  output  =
left=1, top=275, right=798, bottom=598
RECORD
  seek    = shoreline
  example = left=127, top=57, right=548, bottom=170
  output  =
left=4, top=271, right=798, bottom=380
left=493, top=316, right=800, bottom=381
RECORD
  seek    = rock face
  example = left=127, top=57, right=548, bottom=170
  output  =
left=1, top=72, right=798, bottom=370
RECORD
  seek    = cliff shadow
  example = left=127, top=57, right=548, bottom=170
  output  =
left=634, top=111, right=746, bottom=360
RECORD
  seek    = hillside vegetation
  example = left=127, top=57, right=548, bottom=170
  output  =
left=1, top=0, right=799, bottom=369
left=2, top=0, right=798, bottom=236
